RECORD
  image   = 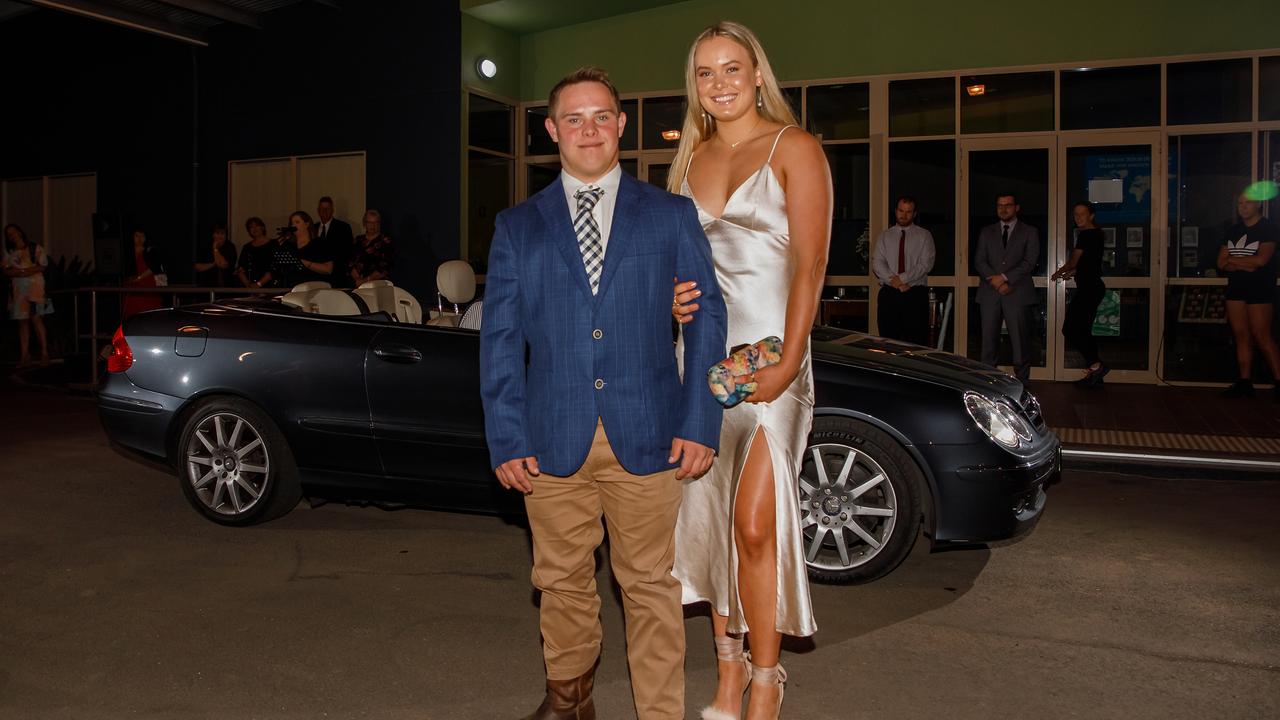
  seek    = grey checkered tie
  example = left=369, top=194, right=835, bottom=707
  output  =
left=574, top=185, right=605, bottom=295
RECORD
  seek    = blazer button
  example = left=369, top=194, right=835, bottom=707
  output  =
left=594, top=379, right=605, bottom=390
left=592, top=329, right=603, bottom=340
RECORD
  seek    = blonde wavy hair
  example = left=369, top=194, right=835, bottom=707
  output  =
left=667, top=21, right=798, bottom=194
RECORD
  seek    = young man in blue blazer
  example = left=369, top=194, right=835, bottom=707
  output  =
left=480, top=67, right=727, bottom=720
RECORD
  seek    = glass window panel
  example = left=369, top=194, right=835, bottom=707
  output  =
left=818, top=286, right=870, bottom=333
left=647, top=162, right=671, bottom=190
left=1162, top=285, right=1278, bottom=382
left=1166, top=133, right=1252, bottom=278
left=620, top=159, right=638, bottom=177
left=525, top=106, right=556, bottom=156
left=1262, top=56, right=1280, bottom=122
left=1060, top=65, right=1160, bottom=130
left=927, top=287, right=957, bottom=353
left=1065, top=145, right=1153, bottom=277
left=826, top=143, right=871, bottom=275
left=888, top=140, right=955, bottom=275
left=889, top=77, right=955, bottom=137
left=620, top=98, right=639, bottom=151
left=781, top=87, right=802, bottom=123
left=966, top=148, right=1050, bottom=277
left=1265, top=131, right=1280, bottom=220
left=527, top=161, right=560, bottom=198
left=966, top=286, right=1048, bottom=368
left=1062, top=288, right=1150, bottom=371
left=468, top=94, right=512, bottom=155
left=643, top=96, right=686, bottom=150
left=1167, top=59, right=1252, bottom=125
left=960, top=72, right=1054, bottom=134
left=467, top=151, right=512, bottom=274
left=807, top=83, right=870, bottom=141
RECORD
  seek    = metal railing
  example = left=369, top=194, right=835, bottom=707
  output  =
left=50, top=285, right=287, bottom=387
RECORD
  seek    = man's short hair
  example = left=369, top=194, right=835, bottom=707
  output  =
left=547, top=66, right=622, bottom=118
left=996, top=192, right=1019, bottom=205
left=895, top=195, right=917, bottom=210
left=318, top=196, right=334, bottom=206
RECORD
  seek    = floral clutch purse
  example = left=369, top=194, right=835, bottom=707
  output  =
left=706, top=336, right=783, bottom=409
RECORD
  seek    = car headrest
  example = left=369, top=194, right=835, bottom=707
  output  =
left=357, top=279, right=393, bottom=289
left=291, top=280, right=332, bottom=292
left=309, top=289, right=362, bottom=316
left=436, top=260, right=476, bottom=304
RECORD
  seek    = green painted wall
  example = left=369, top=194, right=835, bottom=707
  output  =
left=514, top=0, right=1280, bottom=100
left=462, top=13, right=521, bottom=101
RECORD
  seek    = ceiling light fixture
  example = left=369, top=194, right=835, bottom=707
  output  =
left=661, top=129, right=681, bottom=141
left=477, top=58, right=498, bottom=79
left=966, top=84, right=986, bottom=97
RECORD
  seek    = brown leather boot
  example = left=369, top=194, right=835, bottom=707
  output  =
left=522, top=667, right=596, bottom=720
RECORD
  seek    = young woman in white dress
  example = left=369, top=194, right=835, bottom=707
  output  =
left=669, top=20, right=832, bottom=720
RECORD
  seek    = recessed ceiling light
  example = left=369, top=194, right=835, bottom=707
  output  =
left=477, top=58, right=497, bottom=79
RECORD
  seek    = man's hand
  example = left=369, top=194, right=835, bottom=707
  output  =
left=495, top=456, right=539, bottom=494
left=889, top=275, right=908, bottom=291
left=669, top=438, right=714, bottom=480
left=998, top=283, right=1013, bottom=296
left=986, top=274, right=1006, bottom=289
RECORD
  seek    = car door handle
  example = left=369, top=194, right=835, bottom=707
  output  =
left=373, top=344, right=422, bottom=363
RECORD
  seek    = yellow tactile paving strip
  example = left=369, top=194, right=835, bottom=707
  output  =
left=1053, top=427, right=1280, bottom=456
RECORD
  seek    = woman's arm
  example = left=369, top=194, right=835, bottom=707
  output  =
left=1052, top=248, right=1083, bottom=280
left=1223, top=242, right=1274, bottom=271
left=302, top=259, right=333, bottom=275
left=749, top=130, right=832, bottom=403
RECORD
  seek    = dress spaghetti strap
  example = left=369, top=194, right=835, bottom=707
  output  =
left=764, top=124, right=798, bottom=167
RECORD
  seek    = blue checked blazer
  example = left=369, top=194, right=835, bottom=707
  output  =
left=480, top=171, right=728, bottom=477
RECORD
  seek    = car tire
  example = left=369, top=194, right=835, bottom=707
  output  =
left=799, top=415, right=923, bottom=585
left=176, top=397, right=301, bottom=526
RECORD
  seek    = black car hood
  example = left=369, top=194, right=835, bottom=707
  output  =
left=811, top=328, right=1024, bottom=399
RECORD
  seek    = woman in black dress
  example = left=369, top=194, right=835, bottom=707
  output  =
left=235, top=217, right=279, bottom=289
left=264, top=211, right=333, bottom=289
left=1052, top=201, right=1108, bottom=386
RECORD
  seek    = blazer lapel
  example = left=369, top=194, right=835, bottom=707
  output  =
left=535, top=184, right=593, bottom=300
left=593, top=173, right=640, bottom=304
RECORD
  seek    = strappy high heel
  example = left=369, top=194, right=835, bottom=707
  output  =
left=748, top=662, right=787, bottom=719
left=700, top=635, right=752, bottom=720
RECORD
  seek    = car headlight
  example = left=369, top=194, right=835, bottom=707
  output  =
left=964, top=391, right=1034, bottom=450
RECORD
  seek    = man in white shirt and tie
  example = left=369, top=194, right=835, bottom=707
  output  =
left=872, top=196, right=935, bottom=345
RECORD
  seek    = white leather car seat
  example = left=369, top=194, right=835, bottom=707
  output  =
left=354, top=279, right=396, bottom=316
left=280, top=280, right=334, bottom=312
left=427, top=260, right=476, bottom=327
left=309, top=288, right=362, bottom=316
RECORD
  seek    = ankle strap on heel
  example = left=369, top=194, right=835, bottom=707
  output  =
left=751, top=663, right=787, bottom=686
left=713, top=635, right=745, bottom=662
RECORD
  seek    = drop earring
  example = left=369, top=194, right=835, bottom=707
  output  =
left=756, top=85, right=763, bottom=109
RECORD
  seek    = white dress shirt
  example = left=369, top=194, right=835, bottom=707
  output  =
left=560, top=163, right=623, bottom=254
left=872, top=223, right=936, bottom=287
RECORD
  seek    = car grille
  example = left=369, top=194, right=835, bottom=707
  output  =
left=1019, top=389, right=1047, bottom=433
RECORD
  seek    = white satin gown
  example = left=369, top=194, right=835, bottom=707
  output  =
left=673, top=125, right=817, bottom=637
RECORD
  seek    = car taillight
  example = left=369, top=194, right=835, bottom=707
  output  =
left=107, top=325, right=133, bottom=373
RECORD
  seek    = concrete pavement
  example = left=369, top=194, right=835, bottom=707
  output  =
left=1, top=384, right=1277, bottom=719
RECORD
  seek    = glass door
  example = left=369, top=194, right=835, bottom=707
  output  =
left=959, top=137, right=1056, bottom=380
left=1056, top=133, right=1161, bottom=383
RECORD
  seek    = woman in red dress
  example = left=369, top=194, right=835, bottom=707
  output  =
left=122, top=230, right=165, bottom=319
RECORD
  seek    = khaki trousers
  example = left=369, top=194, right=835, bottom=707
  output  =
left=524, top=421, right=684, bottom=720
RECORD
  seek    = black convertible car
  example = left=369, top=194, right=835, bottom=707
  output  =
left=99, top=288, right=1059, bottom=584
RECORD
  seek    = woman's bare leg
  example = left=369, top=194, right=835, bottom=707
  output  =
left=1226, top=301, right=1253, bottom=379
left=734, top=429, right=782, bottom=718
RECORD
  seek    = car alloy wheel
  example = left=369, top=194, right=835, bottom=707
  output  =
left=185, top=412, right=271, bottom=517
left=800, top=442, right=898, bottom=571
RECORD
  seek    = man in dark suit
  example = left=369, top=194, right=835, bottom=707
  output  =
left=315, top=196, right=354, bottom=287
left=479, top=67, right=727, bottom=719
left=975, top=193, right=1040, bottom=383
